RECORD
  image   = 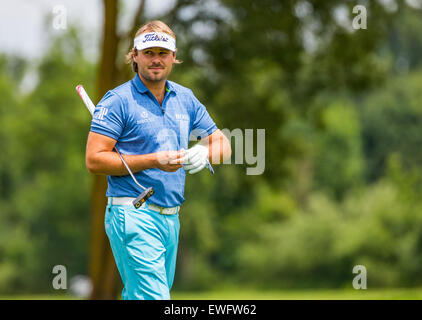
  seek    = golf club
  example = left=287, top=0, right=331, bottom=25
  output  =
left=76, top=85, right=154, bottom=208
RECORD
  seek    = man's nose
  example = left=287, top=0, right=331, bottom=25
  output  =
left=151, top=54, right=161, bottom=64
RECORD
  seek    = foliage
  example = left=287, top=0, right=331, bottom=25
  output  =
left=0, top=30, right=95, bottom=293
left=360, top=70, right=422, bottom=182
left=237, top=162, right=422, bottom=289
left=1, top=1, right=422, bottom=293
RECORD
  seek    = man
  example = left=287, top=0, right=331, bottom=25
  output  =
left=85, top=20, right=231, bottom=300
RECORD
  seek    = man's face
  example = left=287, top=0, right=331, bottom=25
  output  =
left=134, top=47, right=176, bottom=83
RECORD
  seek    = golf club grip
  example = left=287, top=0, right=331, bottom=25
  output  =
left=76, top=85, right=95, bottom=115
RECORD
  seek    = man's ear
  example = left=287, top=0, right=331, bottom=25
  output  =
left=172, top=49, right=178, bottom=62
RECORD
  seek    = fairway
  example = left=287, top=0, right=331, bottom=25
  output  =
left=171, top=288, right=422, bottom=300
left=1, top=288, right=422, bottom=300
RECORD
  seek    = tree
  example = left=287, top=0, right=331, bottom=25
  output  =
left=88, top=0, right=120, bottom=301
left=89, top=0, right=199, bottom=299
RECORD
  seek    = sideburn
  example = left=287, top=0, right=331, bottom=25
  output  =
left=133, top=48, right=138, bottom=73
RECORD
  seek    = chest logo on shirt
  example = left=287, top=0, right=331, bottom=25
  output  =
left=137, top=111, right=154, bottom=124
left=175, top=113, right=189, bottom=121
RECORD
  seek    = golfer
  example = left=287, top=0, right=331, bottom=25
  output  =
left=85, top=20, right=231, bottom=300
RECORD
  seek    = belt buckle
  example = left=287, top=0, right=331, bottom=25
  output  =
left=160, top=207, right=164, bottom=215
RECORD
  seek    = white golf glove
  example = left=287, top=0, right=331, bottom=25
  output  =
left=183, top=144, right=209, bottom=174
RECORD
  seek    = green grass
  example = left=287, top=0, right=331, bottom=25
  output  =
left=0, top=293, right=80, bottom=300
left=1, top=288, right=422, bottom=300
left=171, top=288, right=422, bottom=300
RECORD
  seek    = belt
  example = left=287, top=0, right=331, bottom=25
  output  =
left=108, top=197, right=180, bottom=215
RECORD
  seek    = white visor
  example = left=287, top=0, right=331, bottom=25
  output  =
left=134, top=32, right=176, bottom=52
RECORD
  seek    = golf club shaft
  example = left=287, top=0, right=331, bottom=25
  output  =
left=76, top=85, right=146, bottom=191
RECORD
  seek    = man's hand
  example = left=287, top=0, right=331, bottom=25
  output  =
left=180, top=144, right=209, bottom=174
left=155, top=149, right=186, bottom=172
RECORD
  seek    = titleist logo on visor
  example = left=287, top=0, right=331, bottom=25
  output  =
left=134, top=32, right=176, bottom=51
left=143, top=33, right=169, bottom=42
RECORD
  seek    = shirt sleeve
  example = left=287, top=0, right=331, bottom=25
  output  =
left=90, top=91, right=126, bottom=141
left=190, top=92, right=218, bottom=140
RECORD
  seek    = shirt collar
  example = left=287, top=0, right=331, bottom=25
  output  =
left=132, top=73, right=148, bottom=93
left=165, top=80, right=176, bottom=94
left=132, top=73, right=176, bottom=95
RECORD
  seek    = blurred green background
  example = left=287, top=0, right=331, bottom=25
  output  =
left=1, top=0, right=422, bottom=299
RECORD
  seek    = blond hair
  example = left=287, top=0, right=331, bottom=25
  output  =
left=126, top=20, right=182, bottom=73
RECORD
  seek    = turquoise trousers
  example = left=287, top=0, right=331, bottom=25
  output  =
left=104, top=201, right=180, bottom=300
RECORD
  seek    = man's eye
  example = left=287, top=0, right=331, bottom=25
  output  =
left=160, top=52, right=169, bottom=55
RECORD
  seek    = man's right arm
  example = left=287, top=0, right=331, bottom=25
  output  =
left=85, top=131, right=185, bottom=175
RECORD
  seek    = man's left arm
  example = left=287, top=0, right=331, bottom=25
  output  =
left=199, top=129, right=232, bottom=164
